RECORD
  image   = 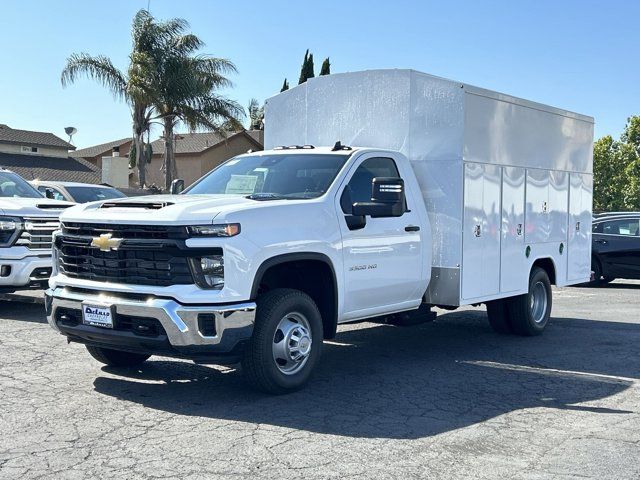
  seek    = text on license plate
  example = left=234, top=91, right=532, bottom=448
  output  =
left=82, top=305, right=113, bottom=328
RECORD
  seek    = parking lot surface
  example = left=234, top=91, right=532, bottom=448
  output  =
left=1, top=281, right=639, bottom=479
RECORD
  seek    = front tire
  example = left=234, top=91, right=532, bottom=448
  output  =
left=85, top=345, right=150, bottom=367
left=242, top=288, right=323, bottom=394
left=507, top=267, right=552, bottom=336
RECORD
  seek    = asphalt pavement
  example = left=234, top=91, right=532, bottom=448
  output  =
left=0, top=281, right=638, bottom=479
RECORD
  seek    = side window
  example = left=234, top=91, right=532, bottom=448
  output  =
left=592, top=223, right=603, bottom=234
left=38, top=186, right=65, bottom=201
left=340, top=157, right=400, bottom=213
left=601, top=219, right=640, bottom=236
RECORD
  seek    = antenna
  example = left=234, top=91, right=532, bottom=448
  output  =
left=64, top=127, right=77, bottom=145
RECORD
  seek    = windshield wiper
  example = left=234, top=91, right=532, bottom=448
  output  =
left=246, top=193, right=309, bottom=201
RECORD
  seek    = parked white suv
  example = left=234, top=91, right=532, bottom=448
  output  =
left=0, top=168, right=73, bottom=293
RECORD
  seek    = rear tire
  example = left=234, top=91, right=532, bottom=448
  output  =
left=486, top=299, right=512, bottom=334
left=242, top=288, right=323, bottom=394
left=591, top=258, right=603, bottom=285
left=507, top=267, right=552, bottom=336
left=85, top=345, right=150, bottom=367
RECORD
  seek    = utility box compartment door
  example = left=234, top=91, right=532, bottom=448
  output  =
left=525, top=169, right=550, bottom=243
left=500, top=167, right=526, bottom=293
left=567, top=173, right=593, bottom=282
left=462, top=162, right=501, bottom=300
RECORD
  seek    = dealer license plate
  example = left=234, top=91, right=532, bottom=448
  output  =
left=82, top=304, right=114, bottom=329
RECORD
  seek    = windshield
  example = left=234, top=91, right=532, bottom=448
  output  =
left=0, top=171, right=42, bottom=198
left=185, top=153, right=350, bottom=199
left=66, top=186, right=126, bottom=203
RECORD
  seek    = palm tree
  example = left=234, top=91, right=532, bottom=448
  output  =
left=146, top=25, right=244, bottom=190
left=60, top=10, right=188, bottom=188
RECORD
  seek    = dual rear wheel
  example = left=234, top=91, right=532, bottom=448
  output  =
left=486, top=267, right=552, bottom=336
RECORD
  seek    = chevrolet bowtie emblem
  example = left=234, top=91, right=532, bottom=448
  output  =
left=91, top=233, right=123, bottom=252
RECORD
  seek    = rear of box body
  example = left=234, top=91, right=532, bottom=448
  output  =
left=265, top=69, right=594, bottom=306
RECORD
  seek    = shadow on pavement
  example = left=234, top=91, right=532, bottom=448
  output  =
left=92, top=310, right=638, bottom=439
left=0, top=301, right=46, bottom=324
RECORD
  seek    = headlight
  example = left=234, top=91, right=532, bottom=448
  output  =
left=0, top=216, right=22, bottom=247
left=190, top=255, right=224, bottom=289
left=187, top=223, right=240, bottom=237
left=51, top=231, right=61, bottom=276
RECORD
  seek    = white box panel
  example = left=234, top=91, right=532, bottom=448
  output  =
left=525, top=169, right=550, bottom=244
left=500, top=167, right=526, bottom=293
left=567, top=173, right=593, bottom=282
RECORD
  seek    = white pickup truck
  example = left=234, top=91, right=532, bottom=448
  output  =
left=0, top=168, right=73, bottom=293
left=46, top=70, right=594, bottom=393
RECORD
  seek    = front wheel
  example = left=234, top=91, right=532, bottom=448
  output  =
left=507, top=267, right=552, bottom=336
left=242, top=288, right=323, bottom=394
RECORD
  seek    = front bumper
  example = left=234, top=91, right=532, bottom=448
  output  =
left=45, top=287, right=256, bottom=362
left=0, top=249, right=52, bottom=290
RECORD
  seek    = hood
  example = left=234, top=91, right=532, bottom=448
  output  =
left=0, top=197, right=75, bottom=218
left=60, top=194, right=274, bottom=224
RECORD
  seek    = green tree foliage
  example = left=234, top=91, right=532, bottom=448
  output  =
left=247, top=98, right=264, bottom=130
left=298, top=49, right=315, bottom=84
left=61, top=10, right=164, bottom=187
left=298, top=50, right=309, bottom=84
left=319, top=57, right=330, bottom=76
left=62, top=10, right=243, bottom=191
left=593, top=116, right=640, bottom=211
left=280, top=78, right=289, bottom=92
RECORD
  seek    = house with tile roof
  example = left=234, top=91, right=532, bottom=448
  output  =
left=139, top=130, right=264, bottom=188
left=70, top=137, right=133, bottom=168
left=0, top=124, right=100, bottom=184
left=75, top=130, right=263, bottom=189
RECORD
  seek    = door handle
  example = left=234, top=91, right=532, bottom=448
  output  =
left=405, top=225, right=420, bottom=232
left=595, top=239, right=608, bottom=245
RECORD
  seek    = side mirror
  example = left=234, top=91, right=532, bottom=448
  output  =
left=170, top=179, right=185, bottom=195
left=352, top=177, right=406, bottom=218
left=44, top=188, right=55, bottom=199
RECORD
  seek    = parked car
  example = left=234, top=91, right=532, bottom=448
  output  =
left=591, top=213, right=640, bottom=283
left=30, top=181, right=126, bottom=203
left=0, top=168, right=73, bottom=293
left=45, top=70, right=593, bottom=393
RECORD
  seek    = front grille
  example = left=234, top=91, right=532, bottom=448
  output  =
left=15, top=217, right=59, bottom=250
left=58, top=243, right=194, bottom=286
left=56, top=223, right=207, bottom=287
left=62, top=222, right=188, bottom=240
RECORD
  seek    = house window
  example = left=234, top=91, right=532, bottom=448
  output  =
left=21, top=146, right=39, bottom=153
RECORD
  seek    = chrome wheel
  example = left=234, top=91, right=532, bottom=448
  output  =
left=530, top=281, right=548, bottom=324
left=272, top=312, right=313, bottom=375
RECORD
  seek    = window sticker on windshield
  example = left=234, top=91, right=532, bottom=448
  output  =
left=225, top=174, right=258, bottom=194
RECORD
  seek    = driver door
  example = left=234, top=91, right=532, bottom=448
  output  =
left=335, top=155, right=423, bottom=320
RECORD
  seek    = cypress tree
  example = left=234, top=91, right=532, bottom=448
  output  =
left=306, top=53, right=315, bottom=80
left=280, top=78, right=289, bottom=92
left=319, top=57, right=330, bottom=75
left=298, top=49, right=309, bottom=84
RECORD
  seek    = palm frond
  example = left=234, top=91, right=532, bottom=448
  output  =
left=61, top=53, right=127, bottom=101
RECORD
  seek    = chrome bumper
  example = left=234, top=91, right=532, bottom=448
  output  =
left=45, top=287, right=256, bottom=349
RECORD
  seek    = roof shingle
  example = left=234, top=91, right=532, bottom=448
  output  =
left=0, top=124, right=75, bottom=150
left=0, top=152, right=101, bottom=184
left=71, top=137, right=131, bottom=159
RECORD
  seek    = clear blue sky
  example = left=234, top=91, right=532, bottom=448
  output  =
left=0, top=0, right=638, bottom=149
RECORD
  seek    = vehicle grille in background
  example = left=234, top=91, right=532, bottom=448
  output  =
left=15, top=218, right=59, bottom=250
left=58, top=243, right=194, bottom=287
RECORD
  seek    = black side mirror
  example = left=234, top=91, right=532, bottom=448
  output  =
left=170, top=179, right=185, bottom=195
left=44, top=188, right=55, bottom=199
left=352, top=177, right=406, bottom=218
